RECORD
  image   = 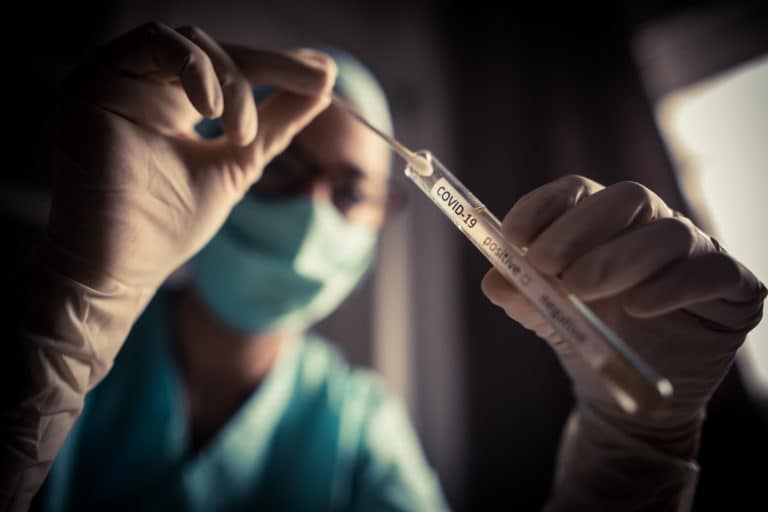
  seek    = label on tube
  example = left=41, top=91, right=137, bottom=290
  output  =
left=430, top=177, right=609, bottom=367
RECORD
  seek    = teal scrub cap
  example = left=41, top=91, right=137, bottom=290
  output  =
left=323, top=46, right=393, bottom=136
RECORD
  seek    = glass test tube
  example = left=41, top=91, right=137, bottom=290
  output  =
left=405, top=150, right=673, bottom=414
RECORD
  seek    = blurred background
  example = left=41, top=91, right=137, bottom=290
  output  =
left=2, top=0, right=766, bottom=509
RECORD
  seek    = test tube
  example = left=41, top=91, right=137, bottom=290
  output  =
left=405, top=150, right=673, bottom=414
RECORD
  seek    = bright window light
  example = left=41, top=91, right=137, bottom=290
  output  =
left=655, top=55, right=768, bottom=399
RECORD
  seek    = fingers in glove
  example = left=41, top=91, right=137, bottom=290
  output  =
left=176, top=26, right=257, bottom=145
left=561, top=215, right=711, bottom=301
left=106, top=22, right=224, bottom=119
left=500, top=174, right=604, bottom=248
left=224, top=45, right=337, bottom=97
left=219, top=46, right=336, bottom=185
left=178, top=47, right=335, bottom=193
left=623, top=251, right=767, bottom=330
left=526, top=180, right=675, bottom=276
left=244, top=91, right=333, bottom=179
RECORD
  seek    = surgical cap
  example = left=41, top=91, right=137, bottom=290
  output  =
left=196, top=46, right=392, bottom=139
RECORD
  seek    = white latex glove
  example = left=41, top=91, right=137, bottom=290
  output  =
left=49, top=23, right=336, bottom=290
left=480, top=175, right=766, bottom=510
left=1, top=23, right=336, bottom=510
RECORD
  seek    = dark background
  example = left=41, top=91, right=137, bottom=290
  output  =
left=2, top=1, right=767, bottom=510
left=441, top=2, right=768, bottom=510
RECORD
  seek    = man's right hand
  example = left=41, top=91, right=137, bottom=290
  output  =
left=48, top=22, right=336, bottom=291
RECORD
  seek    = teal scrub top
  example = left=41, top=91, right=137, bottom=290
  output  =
left=37, top=290, right=448, bottom=511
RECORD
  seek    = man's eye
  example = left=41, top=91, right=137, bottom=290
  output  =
left=333, top=184, right=363, bottom=209
left=249, top=161, right=312, bottom=197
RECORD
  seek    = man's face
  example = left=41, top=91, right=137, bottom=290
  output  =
left=250, top=103, right=392, bottom=230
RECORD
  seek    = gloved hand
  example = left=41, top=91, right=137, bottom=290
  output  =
left=48, top=22, right=336, bottom=291
left=1, top=23, right=336, bottom=511
left=481, top=175, right=766, bottom=509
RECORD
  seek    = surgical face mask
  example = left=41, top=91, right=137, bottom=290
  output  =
left=189, top=195, right=377, bottom=334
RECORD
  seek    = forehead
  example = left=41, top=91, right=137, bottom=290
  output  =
left=293, top=104, right=391, bottom=181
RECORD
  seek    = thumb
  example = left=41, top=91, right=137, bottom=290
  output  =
left=482, top=268, right=572, bottom=354
left=256, top=90, right=333, bottom=162
left=236, top=90, right=332, bottom=187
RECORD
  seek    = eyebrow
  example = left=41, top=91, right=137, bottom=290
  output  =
left=285, top=140, right=388, bottom=187
left=336, top=163, right=364, bottom=179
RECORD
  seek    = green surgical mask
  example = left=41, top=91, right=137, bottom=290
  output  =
left=189, top=196, right=377, bottom=334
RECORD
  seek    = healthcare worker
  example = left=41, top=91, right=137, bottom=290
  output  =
left=33, top=42, right=449, bottom=512
left=1, top=21, right=766, bottom=512
left=3, top=23, right=446, bottom=511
